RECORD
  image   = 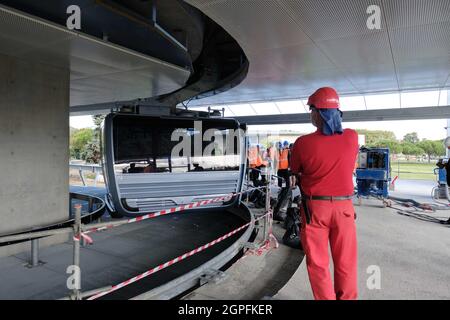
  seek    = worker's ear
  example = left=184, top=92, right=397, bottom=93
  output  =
left=311, top=110, right=322, bottom=128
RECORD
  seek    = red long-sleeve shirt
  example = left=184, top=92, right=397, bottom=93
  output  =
left=291, top=129, right=358, bottom=196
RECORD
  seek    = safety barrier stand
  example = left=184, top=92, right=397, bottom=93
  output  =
left=71, top=204, right=82, bottom=300
left=243, top=162, right=279, bottom=257
left=26, top=238, right=42, bottom=268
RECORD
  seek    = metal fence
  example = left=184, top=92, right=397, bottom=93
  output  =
left=69, top=163, right=103, bottom=186
left=391, top=161, right=436, bottom=179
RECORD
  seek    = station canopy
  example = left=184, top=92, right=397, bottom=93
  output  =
left=183, top=0, right=450, bottom=123
left=188, top=89, right=449, bottom=118
left=50, top=0, right=449, bottom=118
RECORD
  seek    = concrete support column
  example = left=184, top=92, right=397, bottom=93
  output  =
left=447, top=90, right=450, bottom=158
left=447, top=119, right=450, bottom=158
left=0, top=53, right=69, bottom=255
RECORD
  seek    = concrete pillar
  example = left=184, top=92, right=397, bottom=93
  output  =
left=447, top=91, right=450, bottom=158
left=447, top=119, right=450, bottom=158
left=0, top=53, right=69, bottom=255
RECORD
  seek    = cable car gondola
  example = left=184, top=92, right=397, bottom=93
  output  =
left=103, top=107, right=247, bottom=218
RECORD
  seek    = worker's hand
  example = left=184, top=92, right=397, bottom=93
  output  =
left=290, top=175, right=297, bottom=189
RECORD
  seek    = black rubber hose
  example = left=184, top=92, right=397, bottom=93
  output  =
left=388, top=195, right=423, bottom=208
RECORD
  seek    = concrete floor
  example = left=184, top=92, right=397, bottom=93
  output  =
left=391, top=179, right=438, bottom=203
left=275, top=195, right=450, bottom=300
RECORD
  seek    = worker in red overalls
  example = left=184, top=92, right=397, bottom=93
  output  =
left=290, top=87, right=359, bottom=300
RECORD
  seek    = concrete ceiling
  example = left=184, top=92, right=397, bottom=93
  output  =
left=3, top=0, right=449, bottom=118
left=185, top=0, right=450, bottom=106
left=0, top=5, right=191, bottom=107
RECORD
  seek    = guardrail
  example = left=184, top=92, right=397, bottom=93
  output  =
left=0, top=192, right=106, bottom=270
left=0, top=193, right=106, bottom=247
left=399, top=171, right=434, bottom=175
left=69, top=163, right=103, bottom=186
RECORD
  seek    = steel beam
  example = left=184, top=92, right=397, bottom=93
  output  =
left=69, top=102, right=121, bottom=116
left=234, top=106, right=450, bottom=125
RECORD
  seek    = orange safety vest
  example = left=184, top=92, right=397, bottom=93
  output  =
left=268, top=146, right=278, bottom=162
left=261, top=149, right=270, bottom=167
left=279, top=149, right=289, bottom=170
left=248, top=147, right=262, bottom=168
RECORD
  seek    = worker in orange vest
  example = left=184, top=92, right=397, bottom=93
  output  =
left=257, top=144, right=268, bottom=184
left=262, top=144, right=275, bottom=172
left=277, top=141, right=291, bottom=188
left=248, top=144, right=263, bottom=186
left=248, top=144, right=258, bottom=169
left=270, top=143, right=280, bottom=171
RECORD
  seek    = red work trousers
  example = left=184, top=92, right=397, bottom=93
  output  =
left=300, top=199, right=358, bottom=300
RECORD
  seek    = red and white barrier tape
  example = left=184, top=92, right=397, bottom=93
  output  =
left=73, top=232, right=94, bottom=245
left=242, top=233, right=279, bottom=258
left=87, top=212, right=271, bottom=300
left=244, top=211, right=279, bottom=257
left=391, top=176, right=399, bottom=185
left=83, top=187, right=265, bottom=235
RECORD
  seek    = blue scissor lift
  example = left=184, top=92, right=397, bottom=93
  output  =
left=356, top=148, right=391, bottom=206
left=433, top=158, right=449, bottom=200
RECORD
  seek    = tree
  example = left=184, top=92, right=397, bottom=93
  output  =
left=401, top=142, right=424, bottom=159
left=69, top=116, right=105, bottom=162
left=434, top=140, right=446, bottom=157
left=372, top=139, right=403, bottom=155
left=84, top=115, right=106, bottom=164
left=82, top=140, right=102, bottom=164
left=436, top=139, right=446, bottom=157
left=418, top=140, right=445, bottom=162
left=70, top=128, right=94, bottom=159
left=92, top=115, right=105, bottom=128
left=355, top=129, right=396, bottom=147
left=403, top=132, right=419, bottom=144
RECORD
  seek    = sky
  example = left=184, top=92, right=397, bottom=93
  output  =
left=70, top=89, right=450, bottom=141
left=70, top=115, right=95, bottom=129
left=247, top=119, right=448, bottom=141
left=70, top=116, right=448, bottom=141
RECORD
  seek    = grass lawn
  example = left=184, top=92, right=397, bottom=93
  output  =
left=391, top=161, right=438, bottom=181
